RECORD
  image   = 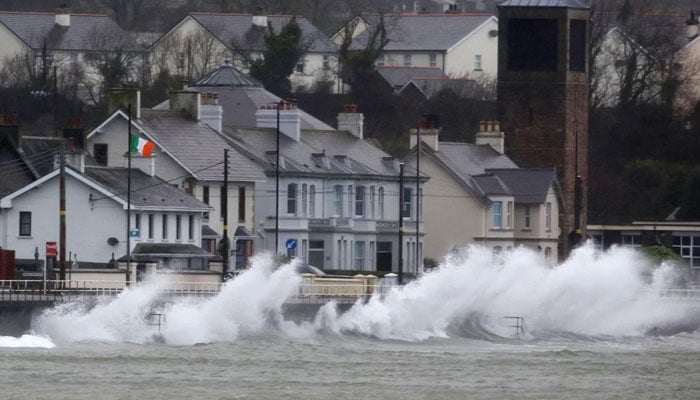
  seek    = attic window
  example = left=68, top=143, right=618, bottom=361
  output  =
left=94, top=143, right=108, bottom=165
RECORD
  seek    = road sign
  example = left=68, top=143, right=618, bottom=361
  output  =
left=285, top=239, right=297, bottom=250
left=130, top=228, right=140, bottom=237
left=46, top=242, right=57, bottom=257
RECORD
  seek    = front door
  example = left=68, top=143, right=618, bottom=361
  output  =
left=376, top=241, right=392, bottom=272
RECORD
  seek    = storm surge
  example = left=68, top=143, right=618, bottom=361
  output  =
left=30, top=244, right=698, bottom=345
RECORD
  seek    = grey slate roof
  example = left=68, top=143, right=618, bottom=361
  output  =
left=156, top=63, right=334, bottom=130
left=355, top=13, right=493, bottom=51
left=222, top=126, right=420, bottom=179
left=376, top=66, right=447, bottom=88
left=481, top=168, right=558, bottom=203
left=0, top=11, right=137, bottom=51
left=0, top=137, right=36, bottom=198
left=18, top=136, right=65, bottom=177
left=83, top=166, right=211, bottom=211
left=498, top=0, right=590, bottom=9
left=400, top=77, right=479, bottom=99
left=187, top=13, right=338, bottom=53
left=136, top=109, right=266, bottom=182
left=435, top=142, right=517, bottom=178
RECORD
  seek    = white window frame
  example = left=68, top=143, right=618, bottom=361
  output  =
left=355, top=186, right=365, bottom=217
left=334, top=185, right=343, bottom=217
left=545, top=202, right=552, bottom=231
left=354, top=241, right=365, bottom=270
left=287, top=183, right=297, bottom=215
left=493, top=201, right=502, bottom=229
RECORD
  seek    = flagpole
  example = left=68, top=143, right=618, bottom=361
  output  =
left=126, top=103, right=132, bottom=287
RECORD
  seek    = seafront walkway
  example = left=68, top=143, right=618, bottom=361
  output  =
left=0, top=277, right=389, bottom=306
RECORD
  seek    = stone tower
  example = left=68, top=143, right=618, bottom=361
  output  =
left=497, top=0, right=591, bottom=256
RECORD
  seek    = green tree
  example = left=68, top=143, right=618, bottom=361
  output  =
left=249, top=17, right=306, bottom=97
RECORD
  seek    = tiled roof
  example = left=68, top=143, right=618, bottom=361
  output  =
left=83, top=166, right=211, bottom=211
left=221, top=126, right=419, bottom=179
left=136, top=110, right=266, bottom=182
left=483, top=168, right=558, bottom=203
left=188, top=13, right=338, bottom=53
left=0, top=137, right=36, bottom=198
left=435, top=142, right=517, bottom=178
left=356, top=13, right=494, bottom=51
left=498, top=0, right=590, bottom=9
left=19, top=136, right=65, bottom=177
left=376, top=66, right=447, bottom=88
left=0, top=11, right=138, bottom=51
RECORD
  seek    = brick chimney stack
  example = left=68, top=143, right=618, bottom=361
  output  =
left=475, top=120, right=505, bottom=154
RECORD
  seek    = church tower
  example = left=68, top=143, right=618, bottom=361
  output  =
left=497, top=0, right=591, bottom=255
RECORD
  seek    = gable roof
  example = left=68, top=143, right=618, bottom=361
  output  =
left=473, top=168, right=558, bottom=203
left=355, top=13, right=494, bottom=51
left=376, top=66, right=447, bottom=88
left=0, top=11, right=136, bottom=51
left=158, top=13, right=337, bottom=54
left=155, top=62, right=334, bottom=130
left=0, top=136, right=37, bottom=198
left=83, top=166, right=211, bottom=211
left=498, top=0, right=590, bottom=8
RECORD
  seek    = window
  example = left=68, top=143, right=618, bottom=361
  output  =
left=378, top=187, right=385, bottom=219
left=354, top=241, right=365, bottom=270
left=322, top=55, right=330, bottom=70
left=188, top=215, right=194, bottom=240
left=355, top=186, right=365, bottom=217
left=673, top=235, right=700, bottom=268
left=622, top=233, right=641, bottom=248
left=377, top=54, right=385, bottom=66
left=302, top=239, right=308, bottom=262
left=162, top=214, right=168, bottom=239
left=418, top=188, right=423, bottom=221
left=369, top=241, right=375, bottom=270
left=402, top=188, right=412, bottom=219
left=295, top=59, right=304, bottom=73
left=524, top=205, right=531, bottom=229
left=19, top=212, right=31, bottom=236
left=569, top=20, right=587, bottom=72
left=403, top=54, right=412, bottom=67
left=287, top=183, right=297, bottom=215
left=176, top=215, right=182, bottom=240
left=370, top=186, right=375, bottom=218
left=545, top=202, right=552, bottom=230
left=474, top=54, right=482, bottom=71
left=506, top=201, right=513, bottom=228
left=302, top=184, right=308, bottom=217
left=347, top=185, right=353, bottom=216
left=148, top=214, right=154, bottom=239
left=238, top=187, right=246, bottom=222
left=429, top=53, right=437, bottom=67
left=377, top=241, right=392, bottom=272
left=309, top=240, right=324, bottom=268
left=203, top=186, right=210, bottom=205
left=337, top=239, right=342, bottom=268
left=334, top=185, right=343, bottom=216
left=309, top=185, right=316, bottom=218
left=493, top=201, right=502, bottom=229
left=220, top=186, right=226, bottom=221
left=176, top=52, right=186, bottom=69
left=544, top=247, right=552, bottom=263
left=134, top=214, right=141, bottom=238
left=94, top=143, right=108, bottom=166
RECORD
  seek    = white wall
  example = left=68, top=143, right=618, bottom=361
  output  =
left=444, top=17, right=498, bottom=78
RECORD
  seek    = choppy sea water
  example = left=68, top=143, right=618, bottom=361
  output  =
left=2, top=244, right=700, bottom=399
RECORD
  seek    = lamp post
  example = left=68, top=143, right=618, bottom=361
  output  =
left=398, top=162, right=405, bottom=285
left=275, top=100, right=281, bottom=255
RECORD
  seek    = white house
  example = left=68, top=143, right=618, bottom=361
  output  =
left=333, top=12, right=498, bottom=80
left=85, top=88, right=266, bottom=270
left=0, top=164, right=211, bottom=271
left=149, top=12, right=340, bottom=93
left=404, top=121, right=562, bottom=262
left=221, top=104, right=428, bottom=276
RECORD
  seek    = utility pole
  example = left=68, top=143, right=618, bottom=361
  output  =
left=398, top=162, right=405, bottom=285
left=126, top=104, right=132, bottom=286
left=223, top=148, right=229, bottom=278
left=59, top=141, right=66, bottom=283
left=415, top=118, right=421, bottom=278
left=275, top=101, right=281, bottom=255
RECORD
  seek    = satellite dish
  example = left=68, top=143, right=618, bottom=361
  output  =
left=488, top=29, right=498, bottom=37
left=107, top=237, right=119, bottom=246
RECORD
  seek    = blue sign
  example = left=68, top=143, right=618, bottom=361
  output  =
left=285, top=239, right=297, bottom=250
left=129, top=228, right=140, bottom=237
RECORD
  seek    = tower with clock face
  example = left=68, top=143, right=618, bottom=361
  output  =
left=497, top=0, right=591, bottom=255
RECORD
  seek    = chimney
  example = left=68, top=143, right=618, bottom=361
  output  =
left=413, top=1, right=420, bottom=13
left=0, top=108, right=20, bottom=147
left=169, top=90, right=201, bottom=121
left=55, top=4, right=70, bottom=27
left=125, top=152, right=156, bottom=177
left=687, top=11, right=699, bottom=42
left=475, top=120, right=505, bottom=154
left=253, top=7, right=268, bottom=28
left=107, top=88, right=141, bottom=119
left=337, top=104, right=364, bottom=139
left=255, top=101, right=301, bottom=142
left=200, top=92, right=223, bottom=133
left=409, top=116, right=439, bottom=151
left=444, top=3, right=460, bottom=14
left=63, top=117, right=86, bottom=151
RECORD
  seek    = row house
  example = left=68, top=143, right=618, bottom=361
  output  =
left=221, top=104, right=427, bottom=275
left=405, top=121, right=562, bottom=263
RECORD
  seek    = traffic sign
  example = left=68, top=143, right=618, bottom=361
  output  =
left=285, top=239, right=297, bottom=250
left=46, top=242, right=57, bottom=257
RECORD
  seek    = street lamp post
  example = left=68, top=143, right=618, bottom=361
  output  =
left=275, top=101, right=281, bottom=255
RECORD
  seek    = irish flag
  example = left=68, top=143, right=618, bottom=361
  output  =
left=130, top=135, right=155, bottom=157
